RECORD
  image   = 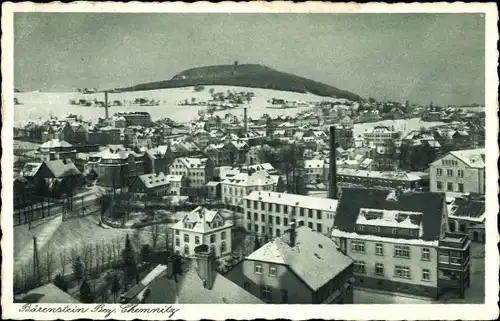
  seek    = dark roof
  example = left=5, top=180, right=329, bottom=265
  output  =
left=333, top=187, right=445, bottom=241
left=451, top=198, right=485, bottom=218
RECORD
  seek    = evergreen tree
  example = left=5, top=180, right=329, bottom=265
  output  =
left=110, top=272, right=122, bottom=303
left=72, top=256, right=84, bottom=285
left=53, top=274, right=68, bottom=292
left=79, top=279, right=94, bottom=303
left=121, top=234, right=137, bottom=287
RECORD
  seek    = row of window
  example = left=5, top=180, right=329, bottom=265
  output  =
left=247, top=224, right=281, bottom=237
left=438, top=251, right=463, bottom=265
left=247, top=201, right=326, bottom=220
left=175, top=242, right=226, bottom=256
left=436, top=168, right=464, bottom=178
left=254, top=262, right=278, bottom=276
left=436, top=181, right=465, bottom=193
left=175, top=231, right=227, bottom=243
left=350, top=242, right=431, bottom=261
left=247, top=220, right=323, bottom=234
left=353, top=261, right=431, bottom=281
left=442, top=159, right=459, bottom=166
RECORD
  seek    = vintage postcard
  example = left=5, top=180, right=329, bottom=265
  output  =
left=1, top=1, right=499, bottom=320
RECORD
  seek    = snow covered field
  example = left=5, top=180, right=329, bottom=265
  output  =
left=14, top=86, right=445, bottom=136
left=13, top=86, right=343, bottom=126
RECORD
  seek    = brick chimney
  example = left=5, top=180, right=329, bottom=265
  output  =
left=328, top=126, right=338, bottom=199
left=194, top=244, right=215, bottom=290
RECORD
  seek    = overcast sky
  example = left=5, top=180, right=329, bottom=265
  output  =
left=14, top=13, right=484, bottom=105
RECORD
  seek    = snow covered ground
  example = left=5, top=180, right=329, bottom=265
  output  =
left=13, top=86, right=343, bottom=126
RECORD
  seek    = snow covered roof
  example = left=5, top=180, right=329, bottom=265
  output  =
left=247, top=226, right=353, bottom=291
left=245, top=191, right=338, bottom=213
left=171, top=206, right=232, bottom=234
left=242, top=163, right=275, bottom=172
left=177, top=157, right=208, bottom=169
left=138, top=172, right=168, bottom=189
left=39, top=139, right=73, bottom=149
left=222, top=171, right=279, bottom=188
left=336, top=168, right=422, bottom=181
left=333, top=188, right=445, bottom=242
left=356, top=208, right=423, bottom=230
left=21, top=162, right=42, bottom=177
left=44, top=160, right=81, bottom=178
left=449, top=149, right=485, bottom=168
left=166, top=174, right=183, bottom=182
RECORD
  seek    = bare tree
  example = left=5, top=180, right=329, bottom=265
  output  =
left=44, top=249, right=55, bottom=283
left=59, top=248, right=68, bottom=276
left=148, top=224, right=162, bottom=249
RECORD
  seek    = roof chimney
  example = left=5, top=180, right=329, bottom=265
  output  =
left=243, top=107, right=248, bottom=135
left=328, top=126, right=338, bottom=199
left=288, top=221, right=297, bottom=248
left=194, top=244, right=215, bottom=290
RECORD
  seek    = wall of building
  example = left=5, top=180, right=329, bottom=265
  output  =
left=333, top=236, right=439, bottom=297
left=430, top=154, right=484, bottom=194
left=173, top=226, right=232, bottom=258
left=240, top=260, right=313, bottom=303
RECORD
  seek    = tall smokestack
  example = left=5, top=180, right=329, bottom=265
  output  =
left=243, top=107, right=248, bottom=134
left=104, top=91, right=109, bottom=119
left=329, top=126, right=338, bottom=199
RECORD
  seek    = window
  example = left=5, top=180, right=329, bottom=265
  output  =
left=220, top=241, right=226, bottom=253
left=317, top=210, right=322, bottom=220
left=221, top=231, right=227, bottom=240
left=284, top=217, right=288, bottom=226
left=269, top=265, right=277, bottom=277
left=450, top=251, right=461, bottom=265
left=284, top=206, right=288, bottom=214
left=439, top=250, right=450, bottom=263
left=261, top=214, right=265, bottom=222
left=375, top=263, right=384, bottom=276
left=351, top=241, right=366, bottom=253
left=281, top=289, right=288, bottom=303
left=458, top=169, right=464, bottom=178
left=210, top=234, right=216, bottom=243
left=261, top=226, right=266, bottom=233
left=175, top=230, right=180, bottom=235
left=436, top=168, right=442, bottom=176
left=394, top=265, right=411, bottom=279
left=300, top=208, right=304, bottom=216
left=353, top=261, right=366, bottom=274
left=175, top=237, right=180, bottom=246
left=447, top=182, right=454, bottom=191
left=375, top=243, right=384, bottom=256
left=276, top=229, right=281, bottom=237
left=184, top=234, right=190, bottom=243
left=308, top=222, right=313, bottom=229
left=422, top=269, right=430, bottom=281
left=254, top=263, right=263, bottom=274
left=184, top=245, right=190, bottom=255
left=247, top=212, right=251, bottom=220
left=268, top=216, right=273, bottom=224
left=308, top=209, right=313, bottom=218
left=253, top=201, right=257, bottom=209
left=254, top=224, right=258, bottom=232
left=422, top=248, right=430, bottom=261
left=261, top=285, right=272, bottom=301
left=261, top=203, right=265, bottom=210
left=276, top=217, right=281, bottom=225
left=254, top=213, right=258, bottom=221
left=247, top=223, right=252, bottom=231
left=316, top=223, right=322, bottom=233
left=458, top=183, right=464, bottom=193
left=447, top=169, right=453, bottom=177
left=394, top=245, right=410, bottom=259
left=195, top=236, right=200, bottom=245
left=268, top=203, right=272, bottom=211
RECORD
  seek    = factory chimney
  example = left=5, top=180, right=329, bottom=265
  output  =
left=328, top=126, right=338, bottom=199
left=243, top=107, right=248, bottom=134
left=104, top=91, right=109, bottom=119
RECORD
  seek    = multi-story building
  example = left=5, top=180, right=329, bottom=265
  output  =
left=446, top=195, right=485, bottom=243
left=221, top=170, right=283, bottom=213
left=429, top=149, right=485, bottom=195
left=191, top=129, right=211, bottom=149
left=35, top=139, right=77, bottom=162
left=243, top=191, right=338, bottom=238
left=86, top=148, right=145, bottom=188
left=115, top=112, right=151, bottom=127
left=128, top=172, right=169, bottom=197
left=171, top=206, right=233, bottom=258
left=59, top=122, right=89, bottom=144
left=205, top=143, right=231, bottom=166
left=225, top=225, right=354, bottom=304
left=331, top=187, right=471, bottom=299
left=363, top=126, right=401, bottom=146
left=304, top=159, right=325, bottom=184
left=332, top=168, right=424, bottom=191
left=228, top=140, right=250, bottom=164
left=335, top=125, right=354, bottom=150
left=165, top=174, right=185, bottom=196
left=170, top=157, right=214, bottom=188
